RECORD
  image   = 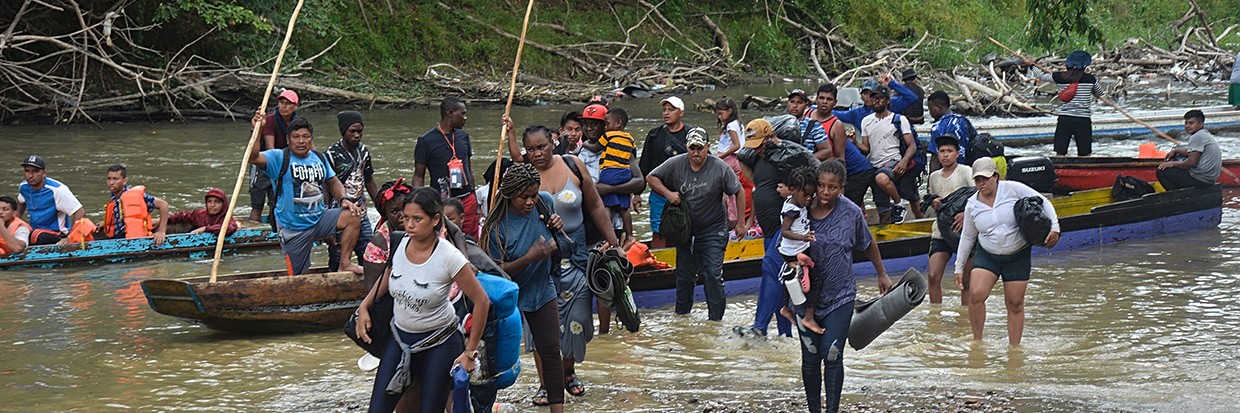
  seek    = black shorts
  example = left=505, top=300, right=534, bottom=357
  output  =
left=844, top=168, right=876, bottom=209
left=972, top=246, right=1032, bottom=282
left=895, top=170, right=921, bottom=202
left=929, top=238, right=953, bottom=255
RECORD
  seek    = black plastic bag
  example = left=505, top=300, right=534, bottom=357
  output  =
left=1014, top=196, right=1052, bottom=246
left=936, top=187, right=977, bottom=249
left=1112, top=174, right=1154, bottom=201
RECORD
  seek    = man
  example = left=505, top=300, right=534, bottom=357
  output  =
left=325, top=111, right=378, bottom=271
left=576, top=103, right=607, bottom=180
left=809, top=83, right=875, bottom=210
left=414, top=96, right=480, bottom=237
left=900, top=69, right=926, bottom=126
left=833, top=74, right=919, bottom=132
left=1157, top=110, right=1221, bottom=190
left=786, top=89, right=828, bottom=154
left=638, top=96, right=695, bottom=248
left=858, top=85, right=919, bottom=223
left=16, top=155, right=86, bottom=245
left=647, top=128, right=745, bottom=321
left=248, top=89, right=300, bottom=223
left=927, top=90, right=977, bottom=172
left=97, top=165, right=170, bottom=246
left=248, top=118, right=364, bottom=275
left=555, top=111, right=584, bottom=155
left=736, top=119, right=818, bottom=337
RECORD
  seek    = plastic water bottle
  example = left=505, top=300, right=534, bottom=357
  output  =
left=782, top=263, right=807, bottom=305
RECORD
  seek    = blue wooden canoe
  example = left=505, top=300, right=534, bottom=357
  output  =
left=0, top=228, right=280, bottom=269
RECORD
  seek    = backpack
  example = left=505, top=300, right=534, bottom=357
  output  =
left=966, top=133, right=1005, bottom=166
left=270, top=148, right=329, bottom=232
left=660, top=201, right=692, bottom=247
left=1112, top=175, right=1155, bottom=201
left=893, top=113, right=926, bottom=171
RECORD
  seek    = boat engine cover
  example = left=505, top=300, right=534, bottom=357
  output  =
left=1006, top=156, right=1057, bottom=193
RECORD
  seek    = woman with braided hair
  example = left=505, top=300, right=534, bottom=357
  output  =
left=362, top=178, right=415, bottom=289
left=480, top=161, right=572, bottom=411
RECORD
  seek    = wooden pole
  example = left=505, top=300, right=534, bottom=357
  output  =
left=490, top=0, right=536, bottom=207
left=210, top=0, right=306, bottom=283
left=986, top=36, right=1181, bottom=145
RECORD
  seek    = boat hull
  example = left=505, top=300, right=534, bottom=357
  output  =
left=1052, top=156, right=1240, bottom=192
left=929, top=105, right=1240, bottom=146
left=0, top=228, right=279, bottom=269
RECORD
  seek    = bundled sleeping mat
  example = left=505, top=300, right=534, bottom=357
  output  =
left=847, top=268, right=928, bottom=350
left=587, top=247, right=641, bottom=332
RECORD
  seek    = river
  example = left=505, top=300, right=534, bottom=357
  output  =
left=2, top=83, right=1239, bottom=412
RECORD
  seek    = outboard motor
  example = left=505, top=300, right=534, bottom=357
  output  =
left=1005, top=156, right=1057, bottom=193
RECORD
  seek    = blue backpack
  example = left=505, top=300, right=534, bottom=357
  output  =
left=466, top=273, right=522, bottom=389
left=893, top=113, right=926, bottom=172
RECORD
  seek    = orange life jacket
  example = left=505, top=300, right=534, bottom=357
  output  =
left=0, top=217, right=32, bottom=253
left=103, top=186, right=152, bottom=239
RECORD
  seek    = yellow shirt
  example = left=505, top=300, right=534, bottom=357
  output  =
left=599, top=131, right=635, bottom=170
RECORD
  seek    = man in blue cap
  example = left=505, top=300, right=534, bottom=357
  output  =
left=1027, top=50, right=1104, bottom=156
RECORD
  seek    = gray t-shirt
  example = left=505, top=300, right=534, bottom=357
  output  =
left=649, top=154, right=741, bottom=234
left=1186, top=128, right=1221, bottom=184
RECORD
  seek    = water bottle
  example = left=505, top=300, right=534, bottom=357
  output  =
left=782, top=263, right=806, bottom=305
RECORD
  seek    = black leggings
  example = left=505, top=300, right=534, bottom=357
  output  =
left=1053, top=115, right=1092, bottom=156
left=525, top=300, right=566, bottom=405
left=369, top=327, right=463, bottom=413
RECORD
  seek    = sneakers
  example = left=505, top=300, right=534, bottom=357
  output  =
left=891, top=200, right=909, bottom=224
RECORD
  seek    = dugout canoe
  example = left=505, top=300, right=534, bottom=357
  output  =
left=0, top=227, right=279, bottom=270
left=141, top=267, right=366, bottom=333
left=920, top=105, right=1240, bottom=146
left=628, top=185, right=1223, bottom=308
left=1051, top=156, right=1240, bottom=192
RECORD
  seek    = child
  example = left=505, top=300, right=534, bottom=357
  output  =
left=714, top=97, right=755, bottom=239
left=778, top=166, right=821, bottom=333
left=925, top=135, right=974, bottom=306
left=166, top=188, right=239, bottom=236
left=584, top=107, right=636, bottom=246
left=442, top=197, right=470, bottom=240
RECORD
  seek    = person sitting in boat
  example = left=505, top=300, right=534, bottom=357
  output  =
left=17, top=155, right=88, bottom=246
left=858, top=84, right=921, bottom=224
left=0, top=195, right=31, bottom=254
left=648, top=128, right=747, bottom=321
left=1157, top=110, right=1221, bottom=190
left=1027, top=50, right=1103, bottom=157
left=247, top=117, right=366, bottom=275
left=165, top=188, right=238, bottom=237
left=354, top=187, right=491, bottom=413
left=927, top=90, right=978, bottom=173
left=95, top=165, right=170, bottom=246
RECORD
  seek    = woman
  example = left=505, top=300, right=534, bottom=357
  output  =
left=954, top=157, right=1060, bottom=346
left=165, top=188, right=239, bottom=236
left=1028, top=50, right=1102, bottom=156
left=516, top=125, right=623, bottom=404
left=355, top=188, right=491, bottom=413
left=793, top=159, right=892, bottom=413
left=362, top=178, right=414, bottom=289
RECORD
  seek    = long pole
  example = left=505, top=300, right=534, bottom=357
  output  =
left=986, top=36, right=1181, bottom=145
left=490, top=0, right=537, bottom=206
left=210, top=0, right=306, bottom=283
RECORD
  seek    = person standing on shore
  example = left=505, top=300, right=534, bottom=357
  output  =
left=415, top=97, right=480, bottom=238
left=638, top=97, right=693, bottom=248
left=1157, top=110, right=1220, bottom=190
left=248, top=89, right=299, bottom=223
left=326, top=111, right=379, bottom=272
left=1027, top=50, right=1103, bottom=156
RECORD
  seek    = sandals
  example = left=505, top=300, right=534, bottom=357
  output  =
left=565, top=375, right=586, bottom=397
left=531, top=388, right=550, bottom=406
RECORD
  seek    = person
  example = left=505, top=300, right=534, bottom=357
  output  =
left=247, top=118, right=365, bottom=275
left=442, top=197, right=466, bottom=235
left=1157, top=110, right=1221, bottom=190
left=326, top=111, right=379, bottom=271
left=481, top=162, right=574, bottom=411
left=574, top=103, right=607, bottom=181
left=858, top=85, right=919, bottom=223
left=926, top=90, right=977, bottom=172
left=737, top=119, right=818, bottom=337
left=363, top=179, right=415, bottom=289
left=648, top=128, right=746, bottom=321
left=415, top=96, right=480, bottom=237
left=777, top=167, right=819, bottom=333
left=832, top=75, right=919, bottom=132
left=96, top=164, right=170, bottom=245
left=248, top=89, right=300, bottom=223
left=808, top=83, right=874, bottom=209
left=475, top=157, right=513, bottom=223
left=638, top=96, right=694, bottom=248
left=793, top=159, right=892, bottom=413
left=555, top=111, right=584, bottom=155
left=1231, top=51, right=1240, bottom=110
left=16, top=155, right=86, bottom=245
left=787, top=89, right=829, bottom=153
left=516, top=125, right=622, bottom=404
left=354, top=187, right=491, bottom=413
left=925, top=136, right=974, bottom=305
left=583, top=107, right=636, bottom=245
left=0, top=195, right=30, bottom=254
left=166, top=188, right=239, bottom=236
left=1028, top=50, right=1103, bottom=156
left=956, top=157, right=1060, bottom=345
left=900, top=69, right=926, bottom=126
left=714, top=97, right=755, bottom=237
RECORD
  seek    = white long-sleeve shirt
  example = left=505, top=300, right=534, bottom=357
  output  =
left=954, top=181, right=1060, bottom=275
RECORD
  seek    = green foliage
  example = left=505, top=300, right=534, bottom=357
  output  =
left=153, top=0, right=272, bottom=32
left=1025, top=0, right=1104, bottom=48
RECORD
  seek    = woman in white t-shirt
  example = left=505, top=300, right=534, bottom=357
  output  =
left=714, top=97, right=755, bottom=236
left=355, top=187, right=491, bottom=413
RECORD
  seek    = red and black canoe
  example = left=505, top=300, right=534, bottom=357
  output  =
left=1051, top=156, right=1240, bottom=192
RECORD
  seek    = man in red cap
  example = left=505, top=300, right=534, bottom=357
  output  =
left=248, top=89, right=301, bottom=223
left=577, top=103, right=608, bottom=180
left=166, top=188, right=239, bottom=236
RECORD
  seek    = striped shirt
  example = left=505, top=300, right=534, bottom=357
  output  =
left=1032, top=67, right=1103, bottom=118
left=599, top=131, right=635, bottom=170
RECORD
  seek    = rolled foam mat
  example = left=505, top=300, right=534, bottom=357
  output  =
left=847, top=268, right=928, bottom=351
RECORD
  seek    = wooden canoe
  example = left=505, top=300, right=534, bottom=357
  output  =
left=141, top=267, right=366, bottom=333
left=924, top=105, right=1240, bottom=146
left=0, top=227, right=279, bottom=270
left=1051, top=156, right=1240, bottom=192
left=628, top=185, right=1223, bottom=308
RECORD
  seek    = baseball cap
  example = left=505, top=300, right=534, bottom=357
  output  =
left=20, top=155, right=45, bottom=170
left=972, top=157, right=998, bottom=179
left=901, top=69, right=919, bottom=81
left=871, top=85, right=891, bottom=98
left=743, top=119, right=773, bottom=148
left=860, top=79, right=881, bottom=93
left=205, top=187, right=227, bottom=202
left=686, top=127, right=709, bottom=148
left=660, top=96, right=685, bottom=111
left=787, top=89, right=809, bottom=101
left=278, top=89, right=299, bottom=104
left=581, top=104, right=608, bottom=121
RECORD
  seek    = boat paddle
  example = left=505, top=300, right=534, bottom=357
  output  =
left=210, top=0, right=306, bottom=283
left=986, top=36, right=1181, bottom=146
left=490, top=0, right=536, bottom=206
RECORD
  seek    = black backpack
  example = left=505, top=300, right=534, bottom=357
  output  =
left=1112, top=175, right=1155, bottom=201
left=269, top=148, right=329, bottom=232
left=966, top=133, right=1004, bottom=166
left=892, top=113, right=926, bottom=172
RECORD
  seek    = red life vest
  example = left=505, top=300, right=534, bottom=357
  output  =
left=0, top=217, right=32, bottom=253
left=103, top=186, right=153, bottom=239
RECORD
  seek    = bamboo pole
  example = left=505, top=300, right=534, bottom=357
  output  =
left=210, top=0, right=306, bottom=283
left=490, top=0, right=537, bottom=206
left=986, top=36, right=1181, bottom=145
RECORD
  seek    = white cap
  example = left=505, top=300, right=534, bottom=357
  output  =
left=660, top=96, right=685, bottom=111
left=972, top=157, right=998, bottom=179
